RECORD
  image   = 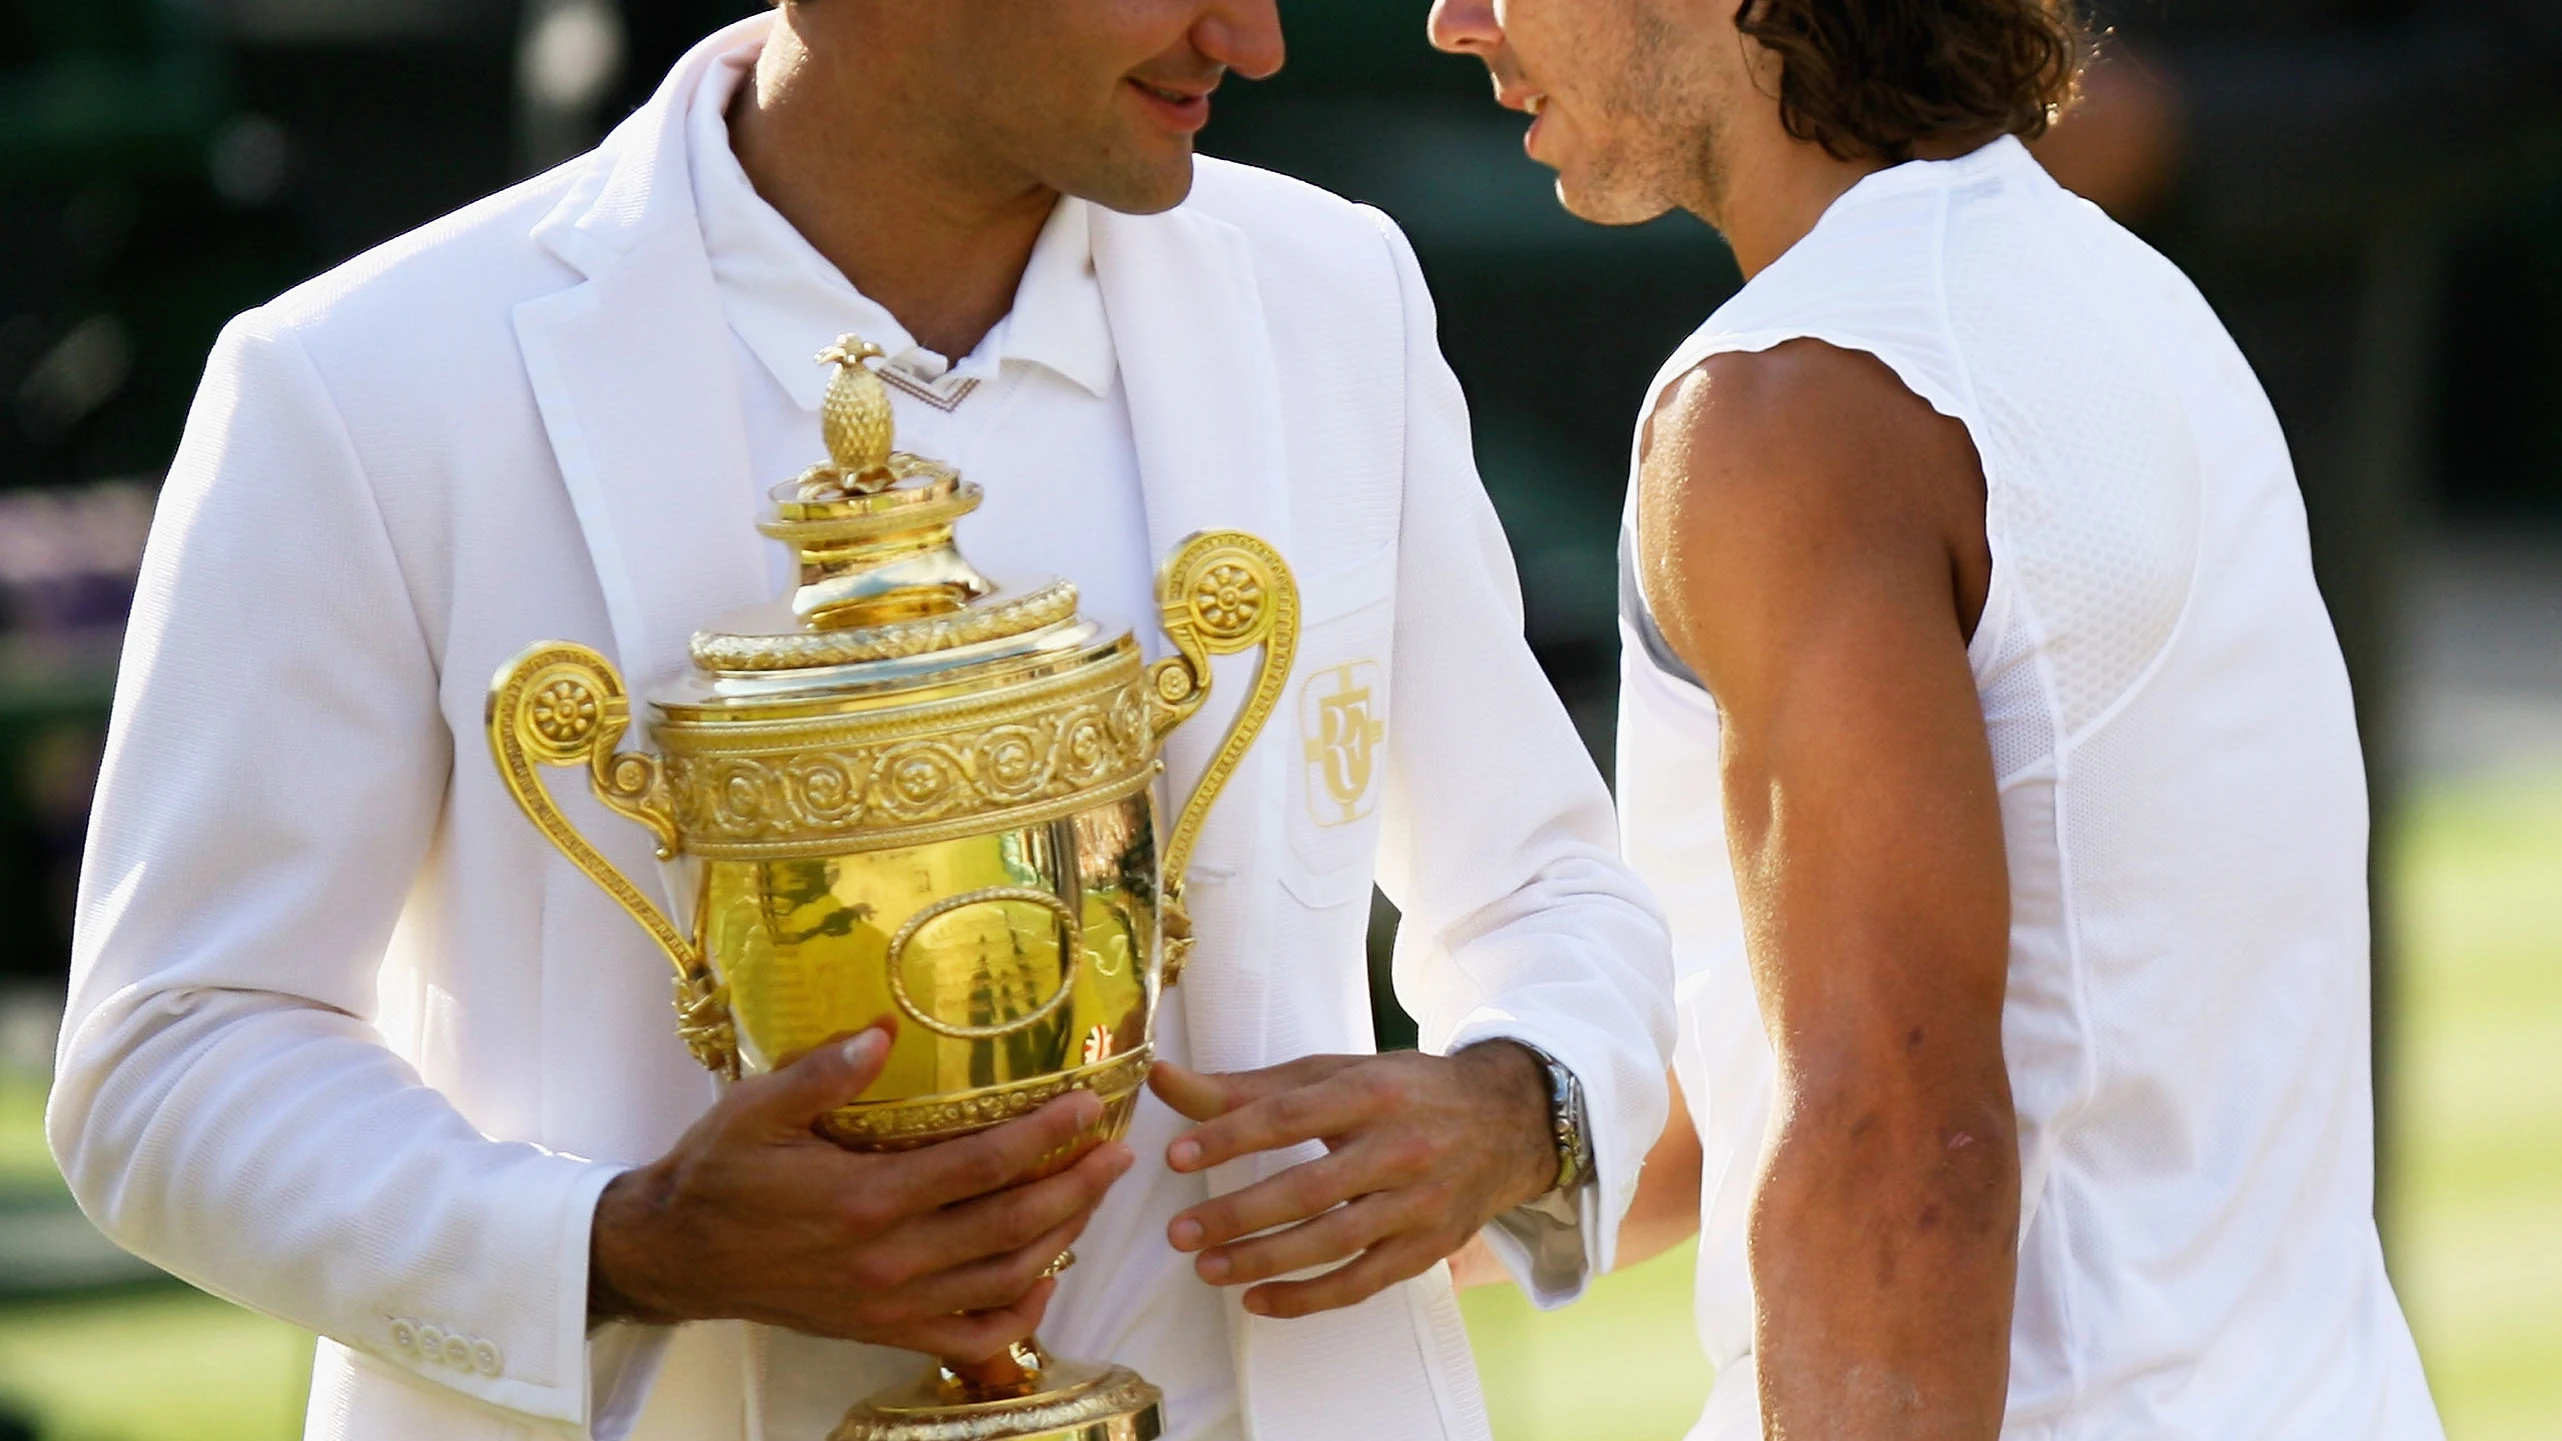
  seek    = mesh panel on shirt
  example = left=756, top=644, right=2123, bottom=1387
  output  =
left=1942, top=181, right=2202, bottom=744
left=1974, top=579, right=2056, bottom=786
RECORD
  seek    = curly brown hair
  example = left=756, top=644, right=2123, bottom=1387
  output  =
left=1735, top=0, right=2090, bottom=163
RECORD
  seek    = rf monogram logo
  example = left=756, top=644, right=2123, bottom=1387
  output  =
left=1300, top=661, right=1385, bottom=828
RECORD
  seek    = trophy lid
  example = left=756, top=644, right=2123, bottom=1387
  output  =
left=681, top=336, right=1111, bottom=702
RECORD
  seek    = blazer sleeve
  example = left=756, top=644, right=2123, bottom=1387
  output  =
left=46, top=312, right=624, bottom=1435
left=1358, top=210, right=1676, bottom=1306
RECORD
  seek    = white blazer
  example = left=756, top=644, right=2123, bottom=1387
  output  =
left=48, top=21, right=1672, bottom=1441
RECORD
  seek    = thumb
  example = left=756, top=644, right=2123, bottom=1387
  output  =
left=738, top=1023, right=895, bottom=1133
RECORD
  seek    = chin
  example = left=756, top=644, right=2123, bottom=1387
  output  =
left=1553, top=173, right=1675, bottom=228
left=1069, top=146, right=1196, bottom=217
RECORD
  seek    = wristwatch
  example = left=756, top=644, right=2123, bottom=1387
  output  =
left=1518, top=1042, right=1594, bottom=1198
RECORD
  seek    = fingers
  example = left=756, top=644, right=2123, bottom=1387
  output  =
left=906, top=1140, right=1132, bottom=1276
left=906, top=1207, right=1099, bottom=1318
left=731, top=1023, right=896, bottom=1133
left=1145, top=1061, right=1231, bottom=1122
left=1149, top=1055, right=1358, bottom=1127
left=1165, top=1061, right=1374, bottom=1174
left=1191, top=1192, right=1395, bottom=1288
left=896, top=1276, right=1058, bottom=1363
left=811, top=1140, right=1119, bottom=1338
left=906, top=1089, right=1108, bottom=1208
left=1167, top=1149, right=1361, bottom=1254
left=1240, top=1234, right=1443, bottom=1320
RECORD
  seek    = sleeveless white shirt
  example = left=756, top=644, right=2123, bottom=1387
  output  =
left=1618, top=137, right=2444, bottom=1440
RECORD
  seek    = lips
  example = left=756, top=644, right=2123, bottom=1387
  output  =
left=1520, top=93, right=1551, bottom=160
left=1127, top=76, right=1216, bottom=133
left=1492, top=81, right=1550, bottom=158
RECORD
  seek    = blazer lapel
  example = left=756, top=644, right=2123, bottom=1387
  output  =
left=514, top=234, right=766, bottom=699
left=513, top=29, right=771, bottom=917
left=1092, top=203, right=1295, bottom=1085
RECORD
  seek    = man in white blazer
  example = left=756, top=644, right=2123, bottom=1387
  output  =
left=47, top=6, right=1672, bottom=1441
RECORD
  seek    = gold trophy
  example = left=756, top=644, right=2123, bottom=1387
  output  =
left=486, top=335, right=1297, bottom=1441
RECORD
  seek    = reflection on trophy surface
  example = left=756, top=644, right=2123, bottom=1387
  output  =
left=486, top=335, right=1297, bottom=1441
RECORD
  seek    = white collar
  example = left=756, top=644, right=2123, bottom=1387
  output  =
left=686, top=42, right=1116, bottom=409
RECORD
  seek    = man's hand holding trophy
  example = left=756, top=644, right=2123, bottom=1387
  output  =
left=587, top=1021, right=1128, bottom=1360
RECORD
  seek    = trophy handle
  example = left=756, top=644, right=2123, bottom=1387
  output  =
left=486, top=642, right=737, bottom=1076
left=1146, top=531, right=1300, bottom=985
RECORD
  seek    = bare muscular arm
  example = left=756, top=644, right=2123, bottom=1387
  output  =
left=1639, top=340, right=2016, bottom=1439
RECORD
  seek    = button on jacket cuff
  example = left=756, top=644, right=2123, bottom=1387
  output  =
left=50, top=979, right=646, bottom=1437
left=370, top=1154, right=630, bottom=1432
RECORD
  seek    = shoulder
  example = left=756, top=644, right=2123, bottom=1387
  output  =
left=231, top=158, right=592, bottom=370
left=1161, top=157, right=1423, bottom=422
left=1184, top=155, right=1394, bottom=249
left=1644, top=340, right=1972, bottom=521
left=1695, top=176, right=1978, bottom=420
left=1181, top=156, right=1411, bottom=303
left=185, top=156, right=601, bottom=522
left=1637, top=340, right=1984, bottom=665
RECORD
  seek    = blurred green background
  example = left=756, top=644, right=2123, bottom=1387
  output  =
left=3, top=0, right=2560, bottom=1437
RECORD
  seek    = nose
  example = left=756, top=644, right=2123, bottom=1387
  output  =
left=1428, top=0, right=1503, bottom=55
left=1196, top=0, right=1286, bottom=81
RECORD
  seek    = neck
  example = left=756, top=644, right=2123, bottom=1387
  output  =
left=1705, top=127, right=2002, bottom=278
left=728, top=17, right=1055, bottom=360
left=1699, top=135, right=1884, bottom=279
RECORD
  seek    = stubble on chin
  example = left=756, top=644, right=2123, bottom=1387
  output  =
left=1553, top=2, right=1722, bottom=226
left=1075, top=135, right=1197, bottom=216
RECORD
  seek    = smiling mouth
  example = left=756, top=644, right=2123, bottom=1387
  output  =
left=1493, top=79, right=1546, bottom=116
left=1125, top=74, right=1219, bottom=136
left=1517, top=91, right=1554, bottom=164
left=1131, top=78, right=1213, bottom=106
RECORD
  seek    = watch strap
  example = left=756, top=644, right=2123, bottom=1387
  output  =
left=1520, top=1043, right=1593, bottom=1197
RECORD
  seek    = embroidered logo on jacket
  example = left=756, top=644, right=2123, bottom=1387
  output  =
left=1300, top=661, right=1385, bottom=828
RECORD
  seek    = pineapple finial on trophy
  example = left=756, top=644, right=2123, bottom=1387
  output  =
left=811, top=334, right=896, bottom=494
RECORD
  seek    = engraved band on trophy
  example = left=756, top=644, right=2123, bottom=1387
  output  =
left=486, top=335, right=1298, bottom=1441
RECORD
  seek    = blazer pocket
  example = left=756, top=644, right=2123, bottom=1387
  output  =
left=1277, top=543, right=1397, bottom=910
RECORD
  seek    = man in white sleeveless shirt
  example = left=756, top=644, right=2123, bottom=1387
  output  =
left=1431, top=0, right=2443, bottom=1437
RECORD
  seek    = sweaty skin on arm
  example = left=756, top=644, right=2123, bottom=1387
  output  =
left=1638, top=339, right=2017, bottom=1439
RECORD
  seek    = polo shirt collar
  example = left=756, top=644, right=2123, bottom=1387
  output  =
left=688, top=43, right=1116, bottom=411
